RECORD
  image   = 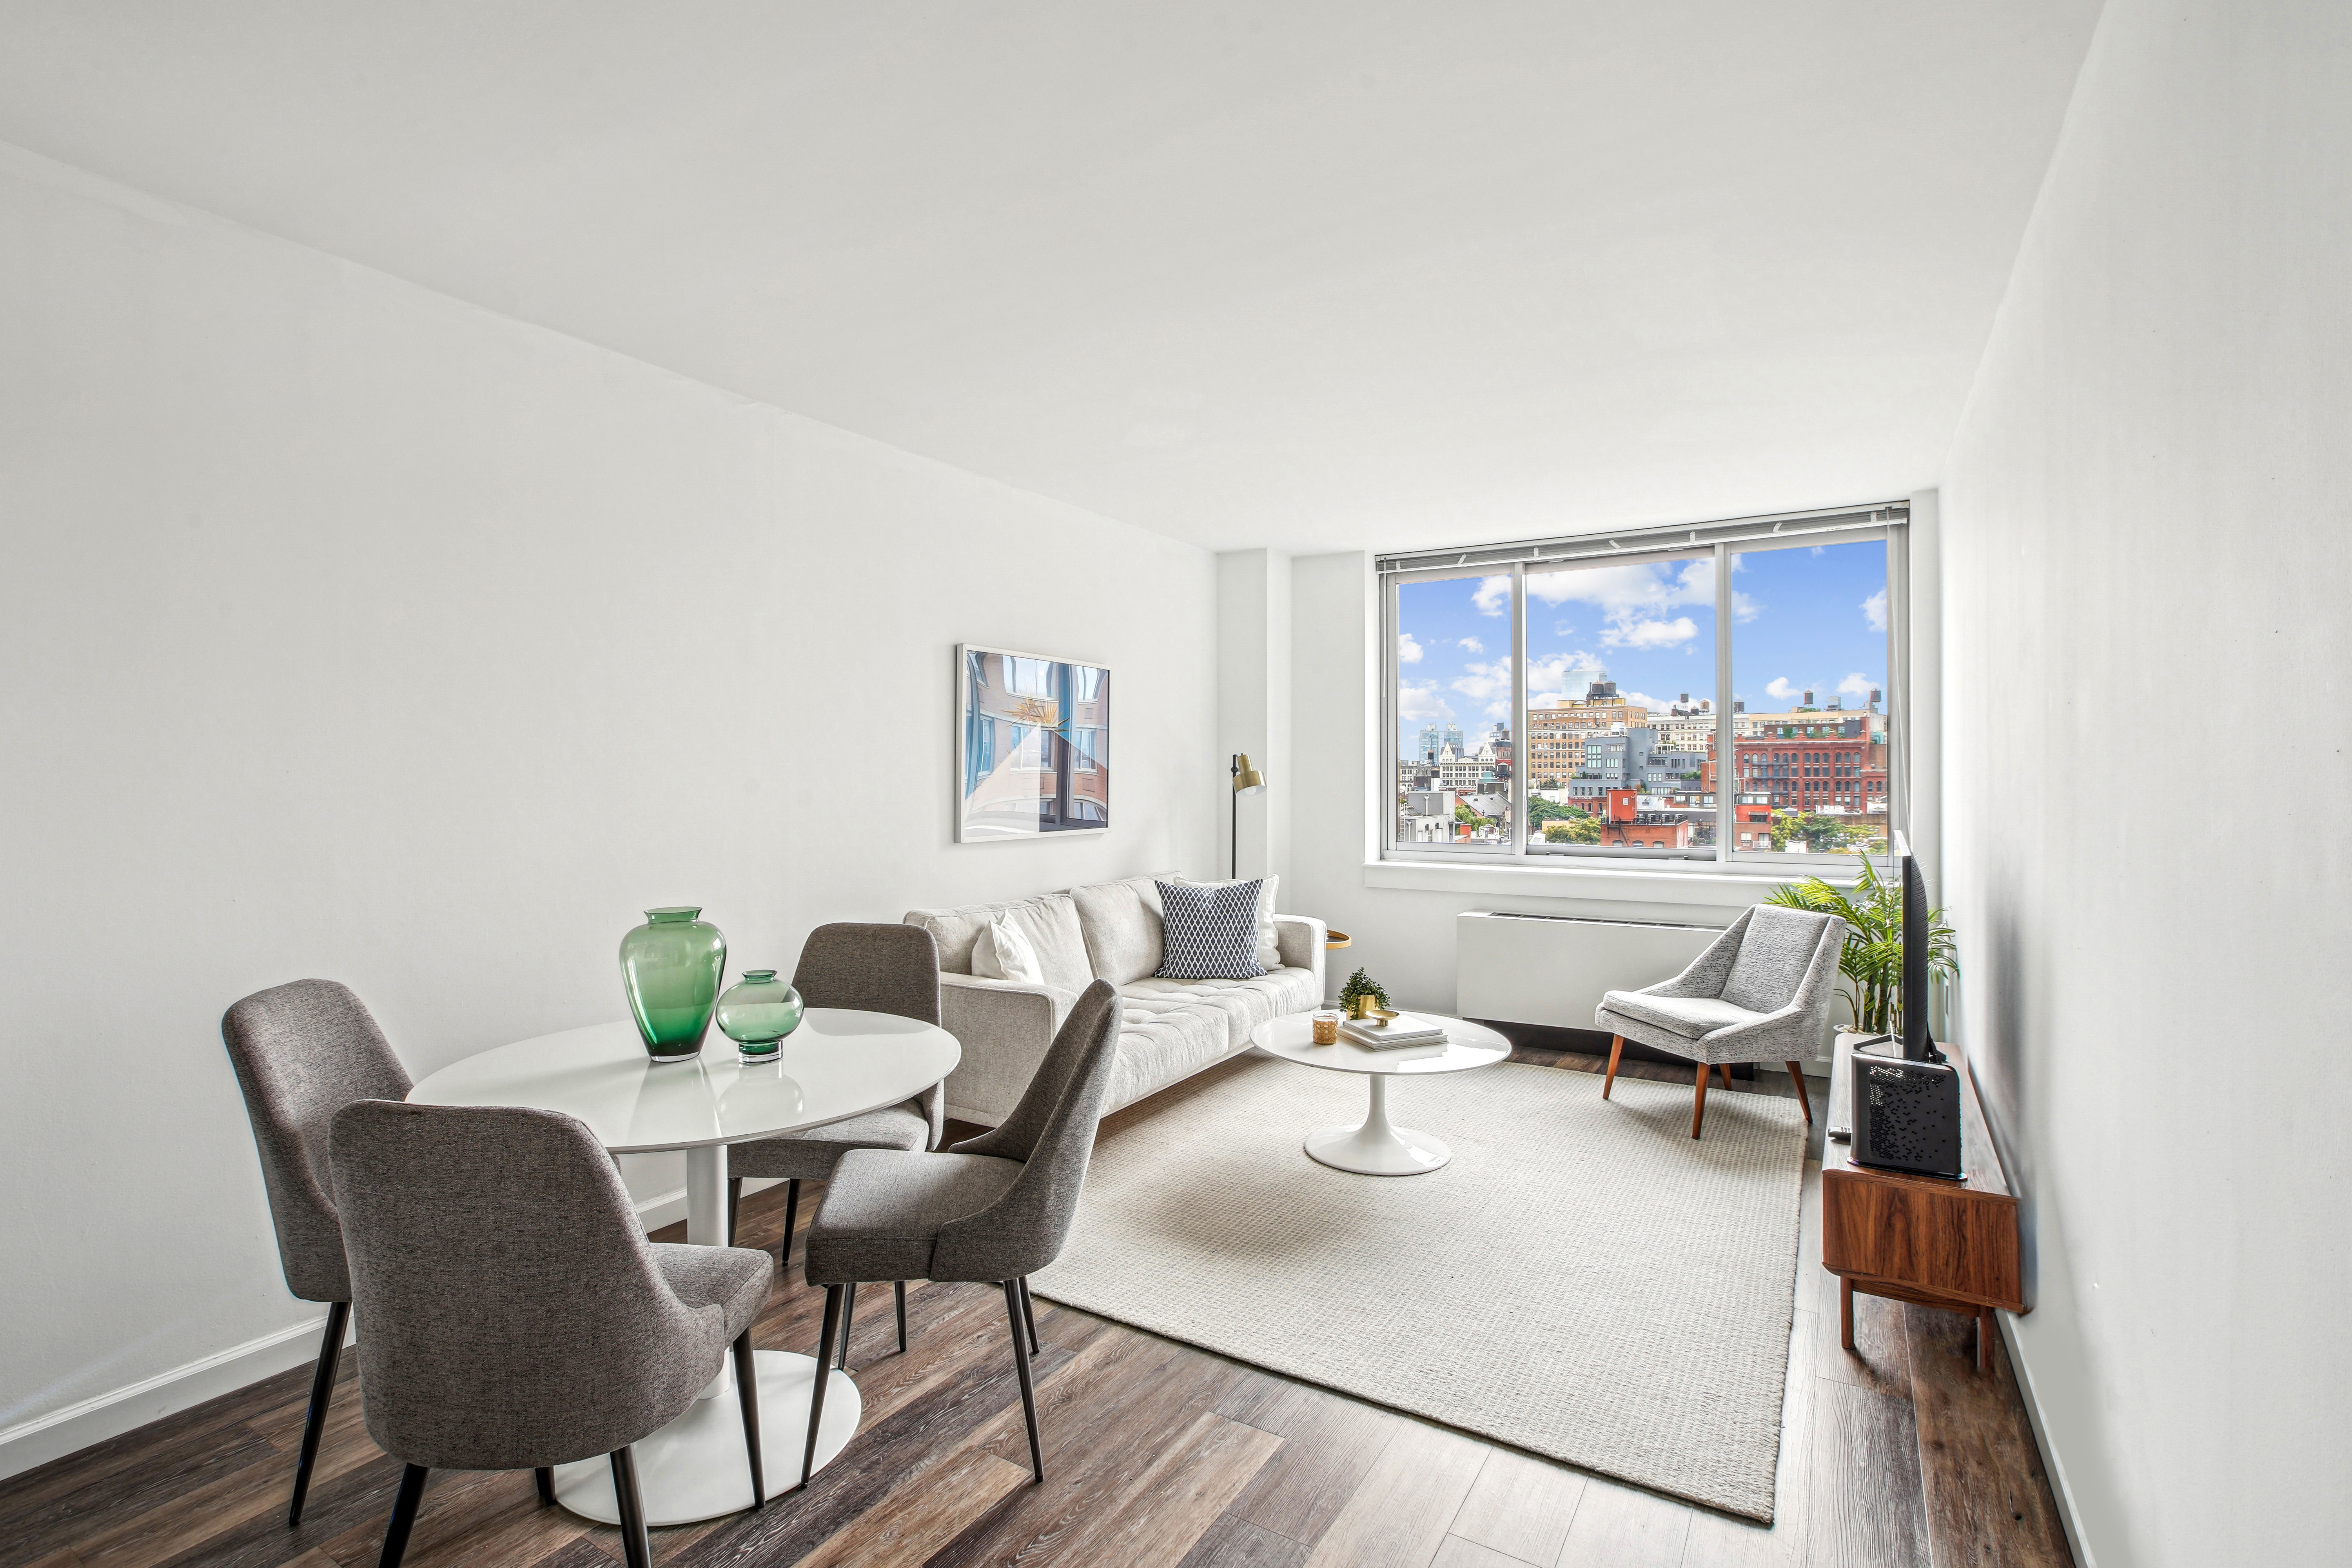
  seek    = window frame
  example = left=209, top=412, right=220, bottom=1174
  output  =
left=1379, top=507, right=1908, bottom=873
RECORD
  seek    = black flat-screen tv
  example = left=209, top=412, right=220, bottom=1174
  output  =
left=1891, top=831, right=1942, bottom=1063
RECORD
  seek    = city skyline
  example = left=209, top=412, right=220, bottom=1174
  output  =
left=1396, top=539, right=1889, bottom=757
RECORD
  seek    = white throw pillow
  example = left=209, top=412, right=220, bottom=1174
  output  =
left=1170, top=873, right=1282, bottom=971
left=972, top=912, right=1044, bottom=985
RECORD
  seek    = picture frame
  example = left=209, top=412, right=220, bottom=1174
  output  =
left=955, top=644, right=1111, bottom=841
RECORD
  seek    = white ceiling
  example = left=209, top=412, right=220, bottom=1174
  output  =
left=0, top=2, right=2100, bottom=554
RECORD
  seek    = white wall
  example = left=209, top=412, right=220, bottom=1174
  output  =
left=1940, top=2, right=2352, bottom=1562
left=1216, top=549, right=1291, bottom=886
left=0, top=142, right=1218, bottom=1467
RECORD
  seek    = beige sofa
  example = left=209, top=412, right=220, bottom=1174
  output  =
left=905, top=874, right=1327, bottom=1125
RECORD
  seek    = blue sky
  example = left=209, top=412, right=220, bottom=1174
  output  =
left=1396, top=539, right=1887, bottom=753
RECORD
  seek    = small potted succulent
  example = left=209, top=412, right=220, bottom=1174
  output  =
left=1337, top=966, right=1392, bottom=1020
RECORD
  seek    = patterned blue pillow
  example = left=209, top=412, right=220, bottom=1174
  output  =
left=1156, top=878, right=1267, bottom=980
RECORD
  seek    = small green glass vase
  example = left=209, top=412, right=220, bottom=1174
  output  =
left=620, top=906, right=728, bottom=1063
left=715, top=969, right=805, bottom=1062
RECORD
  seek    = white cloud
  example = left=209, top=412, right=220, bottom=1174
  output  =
left=1397, top=680, right=1455, bottom=722
left=1604, top=615, right=1698, bottom=650
left=1457, top=637, right=1485, bottom=653
left=1528, top=559, right=1740, bottom=644
left=1526, top=650, right=1607, bottom=699
left=1837, top=673, right=1877, bottom=700
left=1484, top=701, right=1511, bottom=720
left=1621, top=690, right=1672, bottom=714
left=1862, top=588, right=1888, bottom=632
left=1397, top=633, right=1424, bottom=664
left=1450, top=659, right=1512, bottom=701
left=1766, top=677, right=1798, bottom=701
left=1473, top=575, right=1511, bottom=617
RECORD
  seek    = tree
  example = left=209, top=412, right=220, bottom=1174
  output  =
left=1765, top=855, right=1959, bottom=1034
left=1768, top=810, right=1863, bottom=854
left=1527, top=796, right=1584, bottom=825
left=1544, top=817, right=1601, bottom=844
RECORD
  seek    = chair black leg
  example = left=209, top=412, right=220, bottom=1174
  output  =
left=533, top=1467, right=555, bottom=1506
left=728, top=1176, right=743, bottom=1247
left=801, top=1283, right=844, bottom=1488
left=609, top=1446, right=652, bottom=1568
left=1016, top=1276, right=1040, bottom=1356
left=893, top=1280, right=909, bottom=1354
left=837, top=1281, right=858, bottom=1369
left=780, top=1178, right=800, bottom=1268
left=732, top=1330, right=765, bottom=1506
left=377, top=1463, right=428, bottom=1568
left=1003, top=1280, right=1043, bottom=1483
left=289, top=1299, right=349, bottom=1526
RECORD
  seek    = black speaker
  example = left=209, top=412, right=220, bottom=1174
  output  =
left=1851, top=1042, right=1963, bottom=1179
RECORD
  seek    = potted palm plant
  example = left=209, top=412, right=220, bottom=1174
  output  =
left=1765, top=856, right=1958, bottom=1040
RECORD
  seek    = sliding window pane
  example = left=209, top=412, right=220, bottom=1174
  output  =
left=1523, top=554, right=1716, bottom=855
left=1394, top=574, right=1512, bottom=848
left=1727, top=537, right=1890, bottom=857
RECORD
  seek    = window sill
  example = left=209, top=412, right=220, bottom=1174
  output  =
left=1365, top=854, right=1854, bottom=918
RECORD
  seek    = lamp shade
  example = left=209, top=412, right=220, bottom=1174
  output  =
left=1231, top=753, right=1267, bottom=794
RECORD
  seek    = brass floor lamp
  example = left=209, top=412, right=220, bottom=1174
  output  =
left=1229, top=753, right=1266, bottom=879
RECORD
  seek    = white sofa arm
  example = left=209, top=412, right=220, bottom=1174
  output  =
left=1272, top=915, right=1328, bottom=1001
left=938, top=974, right=1075, bottom=1127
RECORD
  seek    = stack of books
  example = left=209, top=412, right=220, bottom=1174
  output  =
left=1339, top=1012, right=1450, bottom=1050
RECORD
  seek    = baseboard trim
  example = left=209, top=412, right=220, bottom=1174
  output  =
left=0, top=1312, right=346, bottom=1483
left=0, top=1175, right=788, bottom=1485
left=1999, top=1312, right=2096, bottom=1568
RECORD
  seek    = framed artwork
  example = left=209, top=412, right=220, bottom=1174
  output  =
left=956, top=644, right=1111, bottom=840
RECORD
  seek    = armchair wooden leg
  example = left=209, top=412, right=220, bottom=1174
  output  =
left=801, top=1285, right=844, bottom=1489
left=732, top=1330, right=765, bottom=1506
left=1786, top=1062, right=1814, bottom=1123
left=1717, top=1063, right=1735, bottom=1089
left=1691, top=1060, right=1711, bottom=1139
left=1603, top=1035, right=1624, bottom=1100
left=377, top=1463, right=429, bottom=1568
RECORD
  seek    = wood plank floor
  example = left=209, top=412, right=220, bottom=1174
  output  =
left=0, top=1046, right=2074, bottom=1568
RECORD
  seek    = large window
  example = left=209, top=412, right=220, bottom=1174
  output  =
left=1384, top=505, right=1904, bottom=866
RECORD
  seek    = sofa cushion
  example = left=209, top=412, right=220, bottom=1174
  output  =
left=1163, top=874, right=1282, bottom=973
left=904, top=894, right=1093, bottom=992
left=1067, top=875, right=1169, bottom=985
left=1598, top=991, right=1759, bottom=1040
left=1720, top=904, right=1835, bottom=1014
left=1103, top=997, right=1233, bottom=1114
left=972, top=913, right=1044, bottom=984
left=1122, top=967, right=1320, bottom=1047
left=1155, top=879, right=1267, bottom=980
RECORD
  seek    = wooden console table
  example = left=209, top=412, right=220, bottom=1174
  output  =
left=1823, top=1032, right=2025, bottom=1370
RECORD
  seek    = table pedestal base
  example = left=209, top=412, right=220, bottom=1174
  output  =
left=1304, top=1075, right=1451, bottom=1175
left=551, top=1350, right=859, bottom=1527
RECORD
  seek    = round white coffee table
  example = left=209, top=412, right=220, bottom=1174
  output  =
left=407, top=1010, right=958, bottom=1526
left=1249, top=1013, right=1509, bottom=1175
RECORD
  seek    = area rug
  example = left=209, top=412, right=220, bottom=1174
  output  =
left=1028, top=1053, right=1808, bottom=1521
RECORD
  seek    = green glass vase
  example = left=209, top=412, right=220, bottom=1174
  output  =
left=620, top=906, right=727, bottom=1063
left=715, top=969, right=805, bottom=1062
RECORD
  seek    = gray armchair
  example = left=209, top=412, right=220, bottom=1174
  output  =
left=727, top=922, right=944, bottom=1365
left=798, top=979, right=1123, bottom=1489
left=1594, top=904, right=1844, bottom=1138
left=329, top=1100, right=775, bottom=1568
left=219, top=979, right=412, bottom=1528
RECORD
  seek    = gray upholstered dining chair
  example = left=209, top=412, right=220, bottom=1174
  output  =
left=1595, top=904, right=1845, bottom=1138
left=329, top=1100, right=774, bottom=1568
left=727, top=922, right=944, bottom=1365
left=798, top=978, right=1122, bottom=1489
left=219, top=979, right=413, bottom=1528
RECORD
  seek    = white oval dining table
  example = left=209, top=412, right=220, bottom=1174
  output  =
left=406, top=1010, right=961, bottom=1527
